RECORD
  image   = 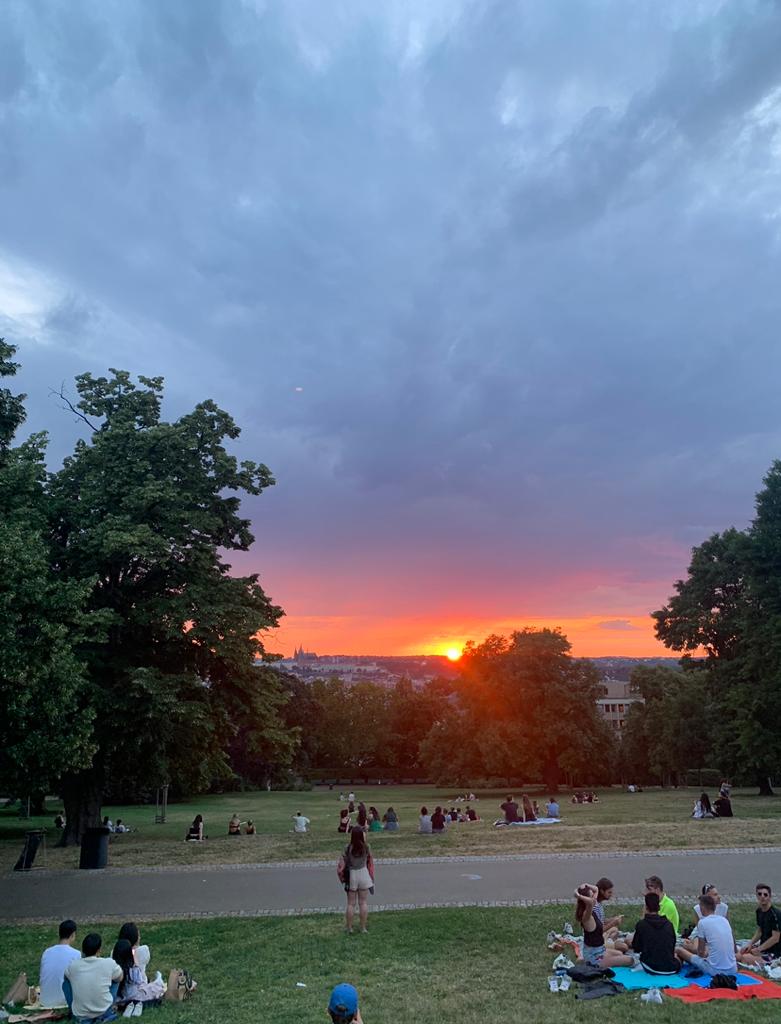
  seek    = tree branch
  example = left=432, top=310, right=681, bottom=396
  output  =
left=50, top=383, right=98, bottom=431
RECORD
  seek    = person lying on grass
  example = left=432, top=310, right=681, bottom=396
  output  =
left=574, top=884, right=633, bottom=969
left=738, top=884, right=781, bottom=967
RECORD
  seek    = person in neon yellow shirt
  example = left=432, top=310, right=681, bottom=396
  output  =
left=645, top=875, right=679, bottom=933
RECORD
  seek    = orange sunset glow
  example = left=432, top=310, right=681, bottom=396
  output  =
left=271, top=613, right=668, bottom=659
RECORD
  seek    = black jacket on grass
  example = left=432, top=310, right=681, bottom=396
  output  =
left=632, top=914, right=679, bottom=974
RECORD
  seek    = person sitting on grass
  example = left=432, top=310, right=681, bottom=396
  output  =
left=688, top=883, right=729, bottom=940
left=546, top=797, right=560, bottom=818
left=338, top=808, right=351, bottom=833
left=328, top=983, right=363, bottom=1024
left=738, top=884, right=781, bottom=967
left=382, top=807, right=399, bottom=831
left=521, top=795, right=536, bottom=822
left=39, top=919, right=80, bottom=1009
left=574, top=884, right=634, bottom=969
left=185, top=815, right=204, bottom=841
left=593, top=877, right=625, bottom=943
left=431, top=806, right=447, bottom=833
left=631, top=893, right=679, bottom=975
left=228, top=813, right=242, bottom=836
left=692, top=792, right=715, bottom=819
left=292, top=811, right=310, bottom=834
left=418, top=806, right=432, bottom=834
left=675, top=893, right=737, bottom=976
left=245, top=820, right=256, bottom=835
left=714, top=792, right=733, bottom=817
left=500, top=795, right=520, bottom=823
left=63, top=932, right=122, bottom=1024
left=466, top=805, right=479, bottom=821
left=644, top=876, right=679, bottom=933
left=111, top=938, right=164, bottom=1011
left=368, top=807, right=382, bottom=832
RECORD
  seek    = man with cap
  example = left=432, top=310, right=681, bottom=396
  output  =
left=328, top=983, right=363, bottom=1024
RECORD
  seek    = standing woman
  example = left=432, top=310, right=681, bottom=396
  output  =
left=574, top=884, right=633, bottom=968
left=357, top=802, right=368, bottom=831
left=340, top=826, right=374, bottom=934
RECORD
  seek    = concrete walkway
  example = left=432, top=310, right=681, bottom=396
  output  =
left=3, top=847, right=780, bottom=922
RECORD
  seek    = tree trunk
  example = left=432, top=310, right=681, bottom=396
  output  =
left=30, top=790, right=46, bottom=816
left=757, top=775, right=775, bottom=797
left=543, top=757, right=560, bottom=794
left=59, top=768, right=103, bottom=846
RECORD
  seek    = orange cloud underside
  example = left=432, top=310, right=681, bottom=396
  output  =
left=269, top=614, right=667, bottom=658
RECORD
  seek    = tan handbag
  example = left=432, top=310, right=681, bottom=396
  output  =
left=3, top=972, right=28, bottom=1006
left=165, top=969, right=196, bottom=1002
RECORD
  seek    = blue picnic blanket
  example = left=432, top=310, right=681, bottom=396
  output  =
left=608, top=966, right=761, bottom=991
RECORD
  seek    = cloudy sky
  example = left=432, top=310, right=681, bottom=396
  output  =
left=2, top=0, right=781, bottom=657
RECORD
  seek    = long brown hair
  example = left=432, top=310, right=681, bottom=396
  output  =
left=574, top=885, right=591, bottom=924
left=349, top=826, right=366, bottom=856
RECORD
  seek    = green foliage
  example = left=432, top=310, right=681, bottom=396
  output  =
left=653, top=461, right=781, bottom=791
left=421, top=628, right=613, bottom=790
left=46, top=369, right=291, bottom=835
left=0, top=342, right=99, bottom=796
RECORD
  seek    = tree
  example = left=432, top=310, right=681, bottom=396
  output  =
left=0, top=342, right=100, bottom=809
left=652, top=462, right=781, bottom=795
left=48, top=369, right=291, bottom=842
left=449, top=628, right=612, bottom=792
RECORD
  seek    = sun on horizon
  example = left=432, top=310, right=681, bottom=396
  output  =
left=445, top=646, right=463, bottom=661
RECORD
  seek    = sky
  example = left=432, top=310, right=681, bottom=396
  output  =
left=2, top=0, right=781, bottom=658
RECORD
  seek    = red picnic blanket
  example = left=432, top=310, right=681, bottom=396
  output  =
left=666, top=975, right=781, bottom=1003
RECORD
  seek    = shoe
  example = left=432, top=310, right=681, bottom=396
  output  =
left=564, top=923, right=574, bottom=935
left=360, top=928, right=368, bottom=934
left=547, top=930, right=560, bottom=945
left=132, top=1003, right=143, bottom=1016
left=559, top=976, right=571, bottom=992
left=154, top=972, right=162, bottom=985
left=548, top=976, right=560, bottom=993
left=640, top=988, right=663, bottom=1004
left=552, top=955, right=574, bottom=970
left=122, top=1005, right=134, bottom=1018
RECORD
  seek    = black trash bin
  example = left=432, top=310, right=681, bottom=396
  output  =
left=79, top=826, right=111, bottom=870
left=14, top=830, right=43, bottom=871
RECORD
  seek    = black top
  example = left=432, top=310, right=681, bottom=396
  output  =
left=431, top=811, right=446, bottom=830
left=583, top=912, right=604, bottom=949
left=714, top=796, right=733, bottom=817
left=467, top=809, right=477, bottom=821
left=632, top=914, right=679, bottom=974
left=501, top=800, right=520, bottom=822
left=757, top=906, right=781, bottom=955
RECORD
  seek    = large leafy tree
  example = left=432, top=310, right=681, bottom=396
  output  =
left=0, top=342, right=99, bottom=808
left=448, top=628, right=612, bottom=792
left=653, top=462, right=781, bottom=794
left=49, top=369, right=291, bottom=842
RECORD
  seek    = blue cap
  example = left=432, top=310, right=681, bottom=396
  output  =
left=328, top=983, right=358, bottom=1016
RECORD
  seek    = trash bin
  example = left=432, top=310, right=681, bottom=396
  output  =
left=14, top=830, right=43, bottom=871
left=79, top=826, right=111, bottom=870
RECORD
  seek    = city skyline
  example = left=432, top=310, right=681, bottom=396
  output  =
left=3, top=2, right=780, bottom=660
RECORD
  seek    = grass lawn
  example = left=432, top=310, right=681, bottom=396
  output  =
left=2, top=787, right=780, bottom=871
left=2, top=905, right=777, bottom=1024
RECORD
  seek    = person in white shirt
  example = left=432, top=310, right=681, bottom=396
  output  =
left=675, top=894, right=737, bottom=976
left=39, top=920, right=80, bottom=1008
left=292, top=812, right=310, bottom=834
left=64, top=933, right=122, bottom=1023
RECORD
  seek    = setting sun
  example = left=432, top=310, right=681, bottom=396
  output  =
left=445, top=647, right=462, bottom=661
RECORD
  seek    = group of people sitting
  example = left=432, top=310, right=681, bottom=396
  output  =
left=571, top=791, right=599, bottom=804
left=692, top=785, right=733, bottom=818
left=494, top=794, right=560, bottom=825
left=35, top=919, right=168, bottom=1023
left=573, top=874, right=781, bottom=978
left=227, top=814, right=256, bottom=835
left=338, top=803, right=399, bottom=833
left=418, top=804, right=480, bottom=833
left=101, top=817, right=132, bottom=834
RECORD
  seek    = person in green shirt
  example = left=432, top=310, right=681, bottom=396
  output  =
left=645, top=875, right=680, bottom=933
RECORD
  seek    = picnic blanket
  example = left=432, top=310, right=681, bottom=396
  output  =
left=608, top=967, right=691, bottom=990
left=666, top=976, right=781, bottom=1003
left=493, top=817, right=560, bottom=827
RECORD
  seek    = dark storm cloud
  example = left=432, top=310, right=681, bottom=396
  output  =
left=2, top=0, right=781, bottom=627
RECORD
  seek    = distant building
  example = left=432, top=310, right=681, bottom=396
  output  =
left=596, top=678, right=644, bottom=731
left=292, top=644, right=319, bottom=665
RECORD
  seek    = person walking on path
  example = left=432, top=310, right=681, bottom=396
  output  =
left=338, top=827, right=375, bottom=934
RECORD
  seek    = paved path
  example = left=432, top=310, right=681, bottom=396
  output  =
left=3, top=848, right=780, bottom=922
